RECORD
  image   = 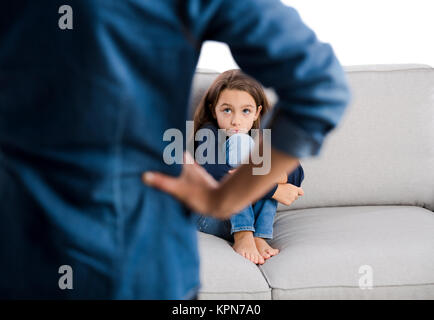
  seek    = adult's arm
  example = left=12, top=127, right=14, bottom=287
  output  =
left=195, top=123, right=233, bottom=181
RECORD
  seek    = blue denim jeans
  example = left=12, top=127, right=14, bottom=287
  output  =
left=195, top=198, right=278, bottom=241
left=230, top=198, right=278, bottom=239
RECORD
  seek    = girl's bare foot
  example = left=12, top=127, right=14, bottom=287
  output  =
left=232, top=231, right=265, bottom=265
left=254, top=237, right=280, bottom=260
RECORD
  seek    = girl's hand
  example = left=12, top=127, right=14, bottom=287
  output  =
left=272, top=183, right=304, bottom=206
left=142, top=152, right=220, bottom=217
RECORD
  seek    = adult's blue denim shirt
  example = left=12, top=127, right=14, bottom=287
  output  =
left=0, top=0, right=350, bottom=299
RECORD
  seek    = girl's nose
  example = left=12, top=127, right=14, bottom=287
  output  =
left=231, top=115, right=241, bottom=126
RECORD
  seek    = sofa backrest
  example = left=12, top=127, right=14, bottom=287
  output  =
left=189, top=65, right=434, bottom=212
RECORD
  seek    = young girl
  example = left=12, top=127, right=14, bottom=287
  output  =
left=192, top=69, right=304, bottom=265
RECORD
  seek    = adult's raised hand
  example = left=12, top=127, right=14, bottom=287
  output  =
left=142, top=152, right=223, bottom=218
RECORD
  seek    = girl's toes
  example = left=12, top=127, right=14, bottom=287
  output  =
left=253, top=255, right=258, bottom=264
left=265, top=249, right=276, bottom=256
left=262, top=251, right=271, bottom=259
left=253, top=256, right=258, bottom=264
left=255, top=254, right=261, bottom=264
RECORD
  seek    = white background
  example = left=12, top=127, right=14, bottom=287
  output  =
left=197, top=0, right=434, bottom=72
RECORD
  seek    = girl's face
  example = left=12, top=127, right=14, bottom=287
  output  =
left=213, top=89, right=262, bottom=136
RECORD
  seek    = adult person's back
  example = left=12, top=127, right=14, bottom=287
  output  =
left=0, top=0, right=350, bottom=299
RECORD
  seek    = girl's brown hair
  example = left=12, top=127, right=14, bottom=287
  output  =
left=192, top=69, right=271, bottom=138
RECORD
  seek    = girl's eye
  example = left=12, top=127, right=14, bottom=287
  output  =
left=243, top=109, right=251, bottom=114
left=223, top=108, right=231, bottom=113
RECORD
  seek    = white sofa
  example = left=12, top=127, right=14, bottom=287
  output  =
left=189, top=64, right=434, bottom=300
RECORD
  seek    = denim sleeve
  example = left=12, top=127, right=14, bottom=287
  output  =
left=190, top=0, right=351, bottom=159
left=202, top=160, right=232, bottom=182
left=262, top=184, right=278, bottom=200
left=195, top=124, right=233, bottom=181
left=287, top=164, right=305, bottom=187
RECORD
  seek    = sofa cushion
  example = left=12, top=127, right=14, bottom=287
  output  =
left=197, top=232, right=271, bottom=299
left=259, top=205, right=434, bottom=299
left=285, top=65, right=434, bottom=212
